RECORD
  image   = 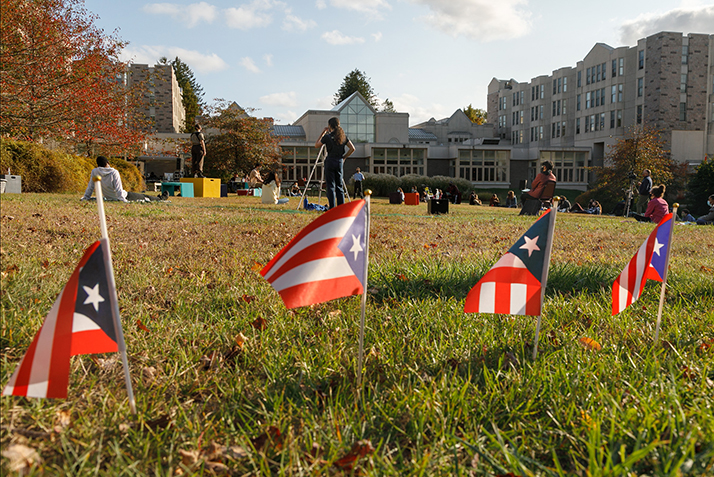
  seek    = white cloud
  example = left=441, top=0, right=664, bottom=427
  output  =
left=225, top=0, right=284, bottom=29
left=143, top=2, right=217, bottom=28
left=260, top=91, right=298, bottom=107
left=327, top=0, right=391, bottom=19
left=409, top=0, right=532, bottom=41
left=315, top=0, right=327, bottom=8
left=321, top=30, right=366, bottom=45
left=283, top=11, right=317, bottom=31
left=390, top=93, right=450, bottom=126
left=119, top=45, right=228, bottom=73
left=264, top=53, right=273, bottom=67
left=372, top=32, right=383, bottom=42
left=273, top=111, right=298, bottom=124
left=619, top=5, right=714, bottom=44
left=314, top=95, right=334, bottom=110
left=240, top=57, right=261, bottom=73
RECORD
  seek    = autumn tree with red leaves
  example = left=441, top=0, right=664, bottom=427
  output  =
left=0, top=0, right=148, bottom=156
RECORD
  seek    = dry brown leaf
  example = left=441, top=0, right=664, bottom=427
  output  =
left=328, top=310, right=342, bottom=318
left=142, top=366, right=157, bottom=385
left=251, top=316, right=267, bottom=331
left=2, top=444, right=42, bottom=473
left=54, top=409, right=71, bottom=433
left=251, top=261, right=263, bottom=271
left=234, top=332, right=248, bottom=349
left=333, top=440, right=374, bottom=470
left=251, top=426, right=282, bottom=452
left=578, top=337, right=601, bottom=351
left=178, top=448, right=200, bottom=467
left=241, top=294, right=256, bottom=303
left=204, top=461, right=229, bottom=474
left=137, top=319, right=150, bottom=332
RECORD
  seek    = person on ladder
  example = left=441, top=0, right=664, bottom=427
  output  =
left=315, top=117, right=355, bottom=209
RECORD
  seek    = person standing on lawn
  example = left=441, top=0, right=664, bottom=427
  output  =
left=315, top=117, right=355, bottom=209
left=636, top=169, right=653, bottom=214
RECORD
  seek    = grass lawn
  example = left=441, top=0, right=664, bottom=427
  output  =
left=1, top=193, right=713, bottom=476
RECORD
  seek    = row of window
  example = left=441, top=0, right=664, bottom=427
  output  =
left=455, top=150, right=509, bottom=182
left=552, top=77, right=567, bottom=95
left=536, top=151, right=588, bottom=183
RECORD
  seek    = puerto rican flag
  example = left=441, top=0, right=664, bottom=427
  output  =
left=464, top=209, right=554, bottom=316
left=261, top=200, right=367, bottom=309
left=3, top=240, right=119, bottom=398
left=612, top=213, right=673, bottom=315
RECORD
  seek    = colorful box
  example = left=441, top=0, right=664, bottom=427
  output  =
left=181, top=177, right=220, bottom=198
left=404, top=192, right=420, bottom=205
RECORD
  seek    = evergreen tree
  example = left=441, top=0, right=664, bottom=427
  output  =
left=380, top=98, right=396, bottom=112
left=334, top=69, right=377, bottom=107
left=685, top=158, right=714, bottom=215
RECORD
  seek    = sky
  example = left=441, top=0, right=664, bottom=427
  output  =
left=84, top=0, right=714, bottom=126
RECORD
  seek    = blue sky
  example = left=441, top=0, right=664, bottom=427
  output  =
left=84, top=0, right=714, bottom=126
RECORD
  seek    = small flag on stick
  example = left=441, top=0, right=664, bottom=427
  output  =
left=3, top=240, right=119, bottom=398
left=261, top=200, right=368, bottom=309
left=465, top=208, right=555, bottom=316
left=611, top=213, right=673, bottom=315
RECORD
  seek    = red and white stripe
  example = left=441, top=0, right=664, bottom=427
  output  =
left=464, top=253, right=542, bottom=316
left=612, top=230, right=656, bottom=315
left=261, top=201, right=364, bottom=309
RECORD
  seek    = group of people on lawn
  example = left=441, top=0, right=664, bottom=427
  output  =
left=80, top=120, right=713, bottom=225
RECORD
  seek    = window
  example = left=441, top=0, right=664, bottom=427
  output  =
left=551, top=123, right=556, bottom=138
left=585, top=92, right=591, bottom=109
left=282, top=146, right=322, bottom=181
left=591, top=114, right=597, bottom=131
left=619, top=58, right=624, bottom=76
left=599, top=113, right=605, bottom=131
left=557, top=100, right=561, bottom=116
left=638, top=50, right=644, bottom=69
left=637, top=77, right=643, bottom=97
left=553, top=79, right=557, bottom=95
left=637, top=105, right=642, bottom=124
left=558, top=77, right=562, bottom=93
left=611, top=85, right=617, bottom=103
left=682, top=45, right=688, bottom=65
left=618, top=84, right=623, bottom=102
left=601, top=62, right=606, bottom=80
left=561, top=121, right=566, bottom=136
left=584, top=115, right=590, bottom=132
left=552, top=101, right=556, bottom=117
left=595, top=89, right=601, bottom=107
left=576, top=117, right=580, bottom=134
left=586, top=68, right=591, bottom=85
left=563, top=77, right=567, bottom=92
left=681, top=73, right=687, bottom=93
left=612, top=59, right=617, bottom=78
left=562, top=99, right=567, bottom=115
left=577, top=71, right=582, bottom=88
left=458, top=149, right=509, bottom=182
left=680, top=102, right=687, bottom=121
left=577, top=94, right=581, bottom=111
left=591, top=68, right=596, bottom=84
left=513, top=93, right=517, bottom=107
left=539, top=105, right=544, bottom=119
left=339, top=94, right=375, bottom=142
left=372, top=148, right=426, bottom=176
left=610, top=111, right=615, bottom=129
left=531, top=86, right=536, bottom=101
left=617, top=110, right=622, bottom=128
left=539, top=126, right=543, bottom=140
left=597, top=63, right=601, bottom=82
left=520, top=110, right=524, bottom=124
left=520, top=91, right=524, bottom=105
left=542, top=151, right=589, bottom=183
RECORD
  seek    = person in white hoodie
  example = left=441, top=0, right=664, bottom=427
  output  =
left=81, top=156, right=166, bottom=202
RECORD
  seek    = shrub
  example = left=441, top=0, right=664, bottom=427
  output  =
left=360, top=173, right=474, bottom=198
left=0, top=139, right=142, bottom=193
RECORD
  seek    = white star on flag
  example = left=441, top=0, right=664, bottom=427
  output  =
left=349, top=234, right=363, bottom=260
left=519, top=235, right=540, bottom=257
left=82, top=284, right=105, bottom=312
left=653, top=238, right=664, bottom=256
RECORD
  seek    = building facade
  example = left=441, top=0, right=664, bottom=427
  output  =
left=487, top=31, right=714, bottom=189
left=128, top=64, right=185, bottom=134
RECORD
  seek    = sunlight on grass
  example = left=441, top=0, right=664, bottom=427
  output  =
left=1, top=193, right=713, bottom=475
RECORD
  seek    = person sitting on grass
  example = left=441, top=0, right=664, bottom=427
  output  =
left=505, top=190, right=517, bottom=208
left=489, top=193, right=500, bottom=207
left=261, top=171, right=289, bottom=205
left=570, top=199, right=601, bottom=215
left=678, top=208, right=696, bottom=222
left=558, top=195, right=571, bottom=212
left=631, top=185, right=668, bottom=223
left=81, top=156, right=167, bottom=202
left=696, top=194, right=714, bottom=225
left=469, top=191, right=482, bottom=205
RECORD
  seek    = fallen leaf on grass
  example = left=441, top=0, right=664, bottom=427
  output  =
left=2, top=444, right=42, bottom=473
left=700, top=265, right=713, bottom=273
left=3, top=264, right=19, bottom=277
left=136, top=319, right=150, bottom=332
left=241, top=294, right=256, bottom=303
left=328, top=310, right=342, bottom=318
left=699, top=338, right=714, bottom=352
left=234, top=332, right=248, bottom=349
left=178, top=448, right=200, bottom=467
left=251, top=426, right=282, bottom=452
left=144, top=414, right=173, bottom=431
left=333, top=440, right=375, bottom=470
left=395, top=273, right=407, bottom=281
left=251, top=316, right=267, bottom=330
left=200, top=351, right=219, bottom=370
left=681, top=366, right=698, bottom=380
left=53, top=409, right=71, bottom=433
left=578, top=337, right=601, bottom=351
left=251, top=261, right=263, bottom=271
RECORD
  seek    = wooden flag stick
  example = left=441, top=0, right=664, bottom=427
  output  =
left=94, top=177, right=137, bottom=414
left=533, top=197, right=559, bottom=360
left=357, top=191, right=372, bottom=389
left=654, top=203, right=678, bottom=342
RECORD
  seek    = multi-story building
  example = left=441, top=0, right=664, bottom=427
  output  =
left=128, top=64, right=185, bottom=133
left=488, top=31, right=714, bottom=190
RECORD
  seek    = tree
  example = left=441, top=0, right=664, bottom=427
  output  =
left=380, top=98, right=396, bottom=113
left=333, top=69, right=377, bottom=107
left=685, top=157, right=714, bottom=215
left=0, top=0, right=148, bottom=155
left=463, top=104, right=487, bottom=124
left=202, top=100, right=283, bottom=182
left=589, top=126, right=673, bottom=210
left=159, top=56, right=205, bottom=131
